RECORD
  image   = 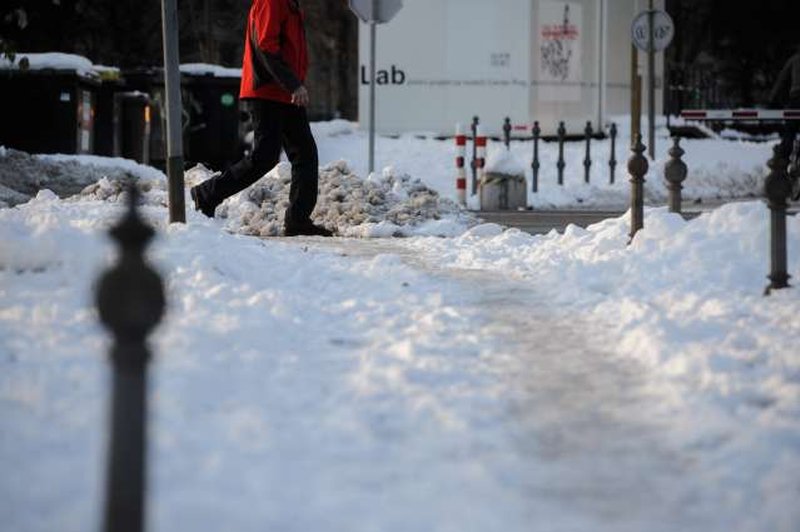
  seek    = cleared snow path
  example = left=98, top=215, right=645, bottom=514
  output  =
left=297, top=237, right=723, bottom=532
left=2, top=196, right=790, bottom=531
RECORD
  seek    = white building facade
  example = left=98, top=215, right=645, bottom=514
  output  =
left=357, top=0, right=665, bottom=136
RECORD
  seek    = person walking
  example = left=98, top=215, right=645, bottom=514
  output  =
left=190, top=0, right=333, bottom=236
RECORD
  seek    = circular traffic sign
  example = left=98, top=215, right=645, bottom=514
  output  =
left=631, top=9, right=674, bottom=52
left=349, top=0, right=403, bottom=24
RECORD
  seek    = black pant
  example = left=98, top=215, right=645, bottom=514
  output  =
left=194, top=99, right=319, bottom=225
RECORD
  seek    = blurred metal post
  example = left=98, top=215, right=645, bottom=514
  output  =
left=531, top=121, right=540, bottom=193
left=470, top=116, right=479, bottom=195
left=161, top=0, right=186, bottom=223
left=664, top=136, right=687, bottom=213
left=503, top=117, right=512, bottom=149
left=97, top=185, right=165, bottom=532
left=628, top=134, right=648, bottom=243
left=583, top=121, right=593, bottom=183
left=764, top=145, right=792, bottom=294
left=609, top=122, right=618, bottom=184
left=630, top=44, right=640, bottom=148
left=557, top=121, right=566, bottom=186
left=368, top=8, right=377, bottom=174
left=647, top=0, right=656, bottom=160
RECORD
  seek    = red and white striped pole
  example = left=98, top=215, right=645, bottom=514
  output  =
left=455, top=123, right=467, bottom=206
left=681, top=109, right=800, bottom=120
left=475, top=125, right=487, bottom=190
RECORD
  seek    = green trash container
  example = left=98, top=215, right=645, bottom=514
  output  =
left=182, top=70, right=246, bottom=170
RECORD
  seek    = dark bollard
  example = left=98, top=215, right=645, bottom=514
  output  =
left=609, top=123, right=618, bottom=185
left=96, top=183, right=165, bottom=532
left=664, top=137, right=688, bottom=213
left=503, top=117, right=512, bottom=150
left=583, top=121, right=593, bottom=184
left=628, top=134, right=648, bottom=243
left=471, top=115, right=480, bottom=195
left=531, top=121, right=541, bottom=193
left=557, top=121, right=566, bottom=186
left=764, top=145, right=792, bottom=294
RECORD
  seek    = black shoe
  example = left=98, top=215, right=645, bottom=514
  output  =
left=284, top=221, right=335, bottom=237
left=190, top=186, right=215, bottom=218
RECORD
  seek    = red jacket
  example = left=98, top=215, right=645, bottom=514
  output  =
left=240, top=0, right=308, bottom=104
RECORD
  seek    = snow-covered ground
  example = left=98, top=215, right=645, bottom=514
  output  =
left=313, top=116, right=775, bottom=210
left=1, top=119, right=799, bottom=531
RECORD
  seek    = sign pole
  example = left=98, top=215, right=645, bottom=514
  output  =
left=348, top=0, right=403, bottom=175
left=647, top=0, right=656, bottom=160
left=630, top=43, right=639, bottom=148
left=369, top=15, right=377, bottom=174
left=161, top=0, right=186, bottom=223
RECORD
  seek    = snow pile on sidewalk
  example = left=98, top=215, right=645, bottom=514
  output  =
left=185, top=161, right=476, bottom=237
left=0, top=148, right=475, bottom=237
left=406, top=202, right=800, bottom=411
left=401, top=202, right=800, bottom=528
left=0, top=147, right=164, bottom=207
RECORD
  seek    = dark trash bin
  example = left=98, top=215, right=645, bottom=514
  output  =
left=0, top=68, right=99, bottom=155
left=121, top=68, right=167, bottom=170
left=94, top=73, right=124, bottom=157
left=116, top=92, right=151, bottom=165
left=182, top=71, right=246, bottom=171
left=118, top=66, right=247, bottom=171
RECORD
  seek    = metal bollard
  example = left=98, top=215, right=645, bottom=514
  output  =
left=609, top=123, right=618, bottom=185
left=531, top=121, right=541, bottom=193
left=503, top=117, right=512, bottom=150
left=557, top=121, right=566, bottom=186
left=664, top=137, right=688, bottom=213
left=96, top=183, right=165, bottom=532
left=628, top=134, right=648, bottom=243
left=584, top=121, right=593, bottom=184
left=454, top=124, right=467, bottom=206
left=475, top=125, right=487, bottom=189
left=470, top=116, right=480, bottom=195
left=764, top=145, right=792, bottom=294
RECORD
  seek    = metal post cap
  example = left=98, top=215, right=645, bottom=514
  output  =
left=96, top=184, right=165, bottom=357
left=764, top=145, right=792, bottom=204
left=628, top=134, right=649, bottom=179
left=664, top=137, right=688, bottom=185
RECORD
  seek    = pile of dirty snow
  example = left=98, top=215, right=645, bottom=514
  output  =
left=0, top=148, right=163, bottom=207
left=186, top=161, right=476, bottom=237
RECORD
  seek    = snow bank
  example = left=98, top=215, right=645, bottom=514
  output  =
left=0, top=147, right=475, bottom=237
left=185, top=161, right=476, bottom=237
left=0, top=148, right=165, bottom=206
left=395, top=202, right=800, bottom=530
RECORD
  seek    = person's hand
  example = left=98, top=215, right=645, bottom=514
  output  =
left=292, top=85, right=309, bottom=107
